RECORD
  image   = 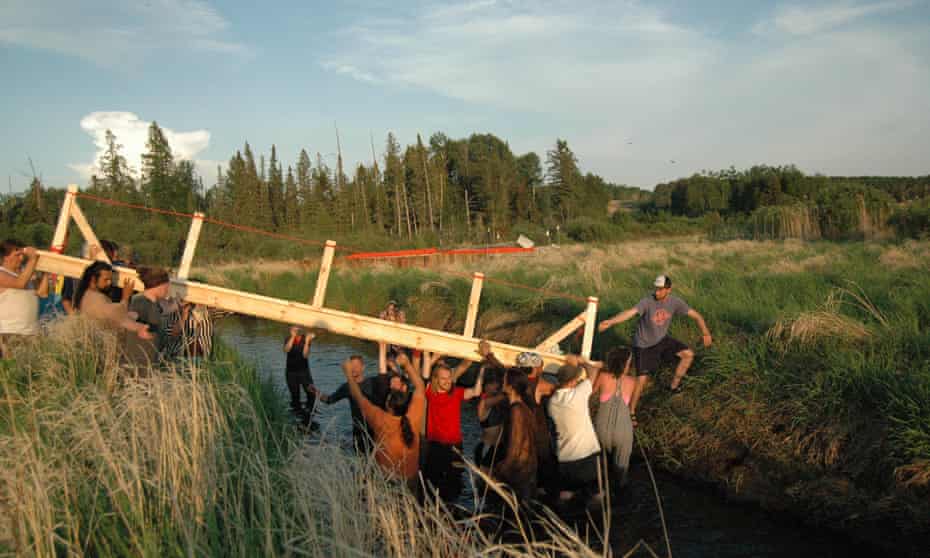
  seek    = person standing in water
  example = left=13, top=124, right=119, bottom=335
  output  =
left=283, top=326, right=317, bottom=426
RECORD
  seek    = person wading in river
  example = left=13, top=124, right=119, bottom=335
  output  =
left=342, top=352, right=425, bottom=488
left=492, top=368, right=538, bottom=502
left=598, top=274, right=712, bottom=425
left=283, top=326, right=317, bottom=427
left=317, top=355, right=381, bottom=452
left=422, top=345, right=483, bottom=501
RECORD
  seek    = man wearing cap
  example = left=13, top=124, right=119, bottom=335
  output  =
left=597, top=274, right=712, bottom=423
left=547, top=361, right=603, bottom=506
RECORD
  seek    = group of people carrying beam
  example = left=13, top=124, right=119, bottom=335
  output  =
left=281, top=275, right=713, bottom=509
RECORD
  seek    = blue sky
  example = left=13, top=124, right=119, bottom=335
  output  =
left=2, top=0, right=929, bottom=194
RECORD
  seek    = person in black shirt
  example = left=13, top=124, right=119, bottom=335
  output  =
left=283, top=326, right=316, bottom=425
left=317, top=355, right=380, bottom=453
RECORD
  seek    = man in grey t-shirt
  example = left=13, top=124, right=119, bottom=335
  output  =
left=598, top=275, right=712, bottom=422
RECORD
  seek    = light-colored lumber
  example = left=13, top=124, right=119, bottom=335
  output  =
left=50, top=185, right=77, bottom=252
left=311, top=240, right=336, bottom=308
left=69, top=202, right=110, bottom=263
left=34, top=250, right=144, bottom=292
left=534, top=311, right=587, bottom=352
left=177, top=212, right=204, bottom=280
left=463, top=272, right=484, bottom=338
left=581, top=296, right=599, bottom=359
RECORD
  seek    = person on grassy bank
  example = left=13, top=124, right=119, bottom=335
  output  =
left=0, top=240, right=48, bottom=357
left=342, top=351, right=426, bottom=487
left=283, top=326, right=317, bottom=426
left=598, top=274, right=712, bottom=423
left=129, top=267, right=179, bottom=356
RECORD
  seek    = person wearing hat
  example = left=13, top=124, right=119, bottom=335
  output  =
left=547, top=360, right=603, bottom=507
left=597, top=274, right=712, bottom=424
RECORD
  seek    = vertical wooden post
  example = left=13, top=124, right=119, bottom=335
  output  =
left=177, top=212, right=205, bottom=280
left=581, top=296, right=599, bottom=359
left=51, top=184, right=78, bottom=253
left=422, top=351, right=433, bottom=379
left=463, top=271, right=484, bottom=338
left=311, top=240, right=336, bottom=308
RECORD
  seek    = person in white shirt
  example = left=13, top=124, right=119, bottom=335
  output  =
left=547, top=360, right=603, bottom=505
left=0, top=239, right=48, bottom=358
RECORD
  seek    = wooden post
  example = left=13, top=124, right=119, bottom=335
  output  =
left=581, top=296, right=599, bottom=359
left=535, top=311, right=587, bottom=352
left=463, top=271, right=484, bottom=338
left=177, top=212, right=204, bottom=280
left=311, top=240, right=336, bottom=308
left=69, top=202, right=109, bottom=263
left=50, top=184, right=78, bottom=253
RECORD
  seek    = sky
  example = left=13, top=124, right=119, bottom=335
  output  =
left=1, top=0, right=929, bottom=194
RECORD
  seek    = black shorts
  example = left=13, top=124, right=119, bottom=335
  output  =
left=558, top=452, right=601, bottom=492
left=633, top=336, right=688, bottom=374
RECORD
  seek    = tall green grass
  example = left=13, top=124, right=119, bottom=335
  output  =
left=0, top=318, right=612, bottom=557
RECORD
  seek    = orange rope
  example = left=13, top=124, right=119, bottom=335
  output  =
left=72, top=191, right=591, bottom=303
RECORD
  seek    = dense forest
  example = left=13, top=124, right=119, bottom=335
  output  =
left=2, top=123, right=928, bottom=264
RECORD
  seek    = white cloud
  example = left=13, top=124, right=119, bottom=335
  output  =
left=0, top=0, right=248, bottom=66
left=70, top=111, right=212, bottom=181
left=321, top=1, right=930, bottom=186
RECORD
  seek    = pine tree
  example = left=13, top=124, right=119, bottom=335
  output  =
left=284, top=166, right=298, bottom=227
left=98, top=129, right=135, bottom=199
left=384, top=133, right=404, bottom=236
left=141, top=122, right=175, bottom=209
left=267, top=145, right=283, bottom=229
left=546, top=139, right=580, bottom=222
left=296, top=149, right=313, bottom=226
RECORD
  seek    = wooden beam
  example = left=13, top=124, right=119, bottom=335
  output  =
left=69, top=202, right=110, bottom=263
left=34, top=250, right=144, bottom=292
left=534, top=311, right=586, bottom=352
left=311, top=240, right=336, bottom=308
left=34, top=249, right=570, bottom=371
left=50, top=185, right=77, bottom=253
left=463, top=271, right=484, bottom=338
left=581, top=296, right=599, bottom=359
left=177, top=212, right=204, bottom=280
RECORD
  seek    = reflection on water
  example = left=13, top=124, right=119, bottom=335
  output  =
left=218, top=316, right=877, bottom=558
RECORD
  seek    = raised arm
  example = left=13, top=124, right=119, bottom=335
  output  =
left=302, top=331, right=315, bottom=358
left=464, top=366, right=484, bottom=400
left=342, top=359, right=383, bottom=424
left=0, top=247, right=38, bottom=290
left=687, top=309, right=713, bottom=347
left=395, top=352, right=425, bottom=392
left=598, top=306, right=639, bottom=332
left=283, top=326, right=299, bottom=353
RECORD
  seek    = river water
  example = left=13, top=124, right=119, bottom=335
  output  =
left=218, top=317, right=877, bottom=558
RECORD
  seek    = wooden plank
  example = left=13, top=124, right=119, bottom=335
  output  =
left=35, top=249, right=569, bottom=371
left=69, top=202, right=110, bottom=263
left=581, top=296, right=599, bottom=359
left=311, top=240, right=336, bottom=308
left=177, top=212, right=204, bottom=280
left=34, top=250, right=144, bottom=292
left=463, top=271, right=484, bottom=338
left=534, top=311, right=586, bottom=352
left=50, top=185, right=77, bottom=252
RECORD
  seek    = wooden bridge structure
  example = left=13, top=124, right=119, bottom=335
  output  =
left=32, top=186, right=599, bottom=372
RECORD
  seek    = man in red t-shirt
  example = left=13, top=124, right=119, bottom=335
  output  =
left=423, top=347, right=484, bottom=501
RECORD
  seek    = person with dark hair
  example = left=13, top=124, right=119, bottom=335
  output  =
left=548, top=359, right=602, bottom=507
left=129, top=267, right=176, bottom=354
left=0, top=240, right=48, bottom=357
left=598, top=274, right=713, bottom=423
left=474, top=368, right=507, bottom=468
left=492, top=368, right=538, bottom=501
left=317, top=355, right=381, bottom=452
left=75, top=261, right=152, bottom=342
left=591, top=347, right=635, bottom=492
left=283, top=326, right=317, bottom=425
left=342, top=351, right=426, bottom=485
left=515, top=351, right=559, bottom=497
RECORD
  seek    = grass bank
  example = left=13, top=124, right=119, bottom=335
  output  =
left=214, top=238, right=930, bottom=555
left=0, top=318, right=609, bottom=557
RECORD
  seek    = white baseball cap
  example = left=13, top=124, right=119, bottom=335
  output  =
left=654, top=275, right=671, bottom=288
